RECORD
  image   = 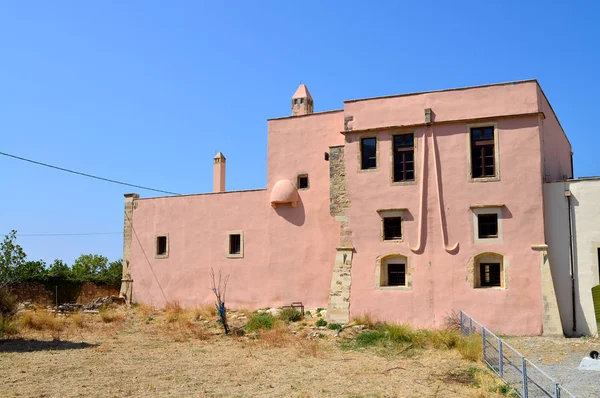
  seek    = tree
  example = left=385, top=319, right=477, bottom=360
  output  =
left=47, top=259, right=71, bottom=279
left=0, top=231, right=27, bottom=285
left=13, top=260, right=47, bottom=282
left=98, top=259, right=122, bottom=288
left=71, top=254, right=108, bottom=280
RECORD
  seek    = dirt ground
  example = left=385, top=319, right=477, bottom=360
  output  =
left=0, top=306, right=504, bottom=398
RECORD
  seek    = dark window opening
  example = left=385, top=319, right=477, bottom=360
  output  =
left=156, top=236, right=167, bottom=256
left=361, top=137, right=377, bottom=170
left=597, top=248, right=600, bottom=282
left=478, top=214, right=498, bottom=238
left=383, top=217, right=402, bottom=240
left=393, top=134, right=415, bottom=182
left=471, top=126, right=495, bottom=178
left=388, top=264, right=406, bottom=286
left=229, top=234, right=241, bottom=255
left=300, top=98, right=304, bottom=104
left=480, top=263, right=501, bottom=287
left=298, top=175, right=309, bottom=189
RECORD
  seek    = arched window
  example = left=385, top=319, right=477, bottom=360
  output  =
left=375, top=254, right=411, bottom=290
left=471, top=252, right=506, bottom=289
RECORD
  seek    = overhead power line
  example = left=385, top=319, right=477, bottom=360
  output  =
left=16, top=232, right=121, bottom=237
left=0, top=150, right=182, bottom=196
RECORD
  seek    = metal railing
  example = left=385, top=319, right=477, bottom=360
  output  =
left=459, top=311, right=575, bottom=398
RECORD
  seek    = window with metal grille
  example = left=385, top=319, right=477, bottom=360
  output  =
left=478, top=214, right=498, bottom=238
left=297, top=175, right=309, bottom=189
left=156, top=236, right=167, bottom=256
left=471, top=126, right=495, bottom=178
left=393, top=134, right=415, bottom=182
left=480, top=263, right=501, bottom=287
left=383, top=217, right=402, bottom=240
left=229, top=234, right=241, bottom=255
left=388, top=264, right=406, bottom=286
left=361, top=137, right=377, bottom=169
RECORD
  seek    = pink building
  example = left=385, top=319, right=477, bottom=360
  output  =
left=121, top=80, right=572, bottom=336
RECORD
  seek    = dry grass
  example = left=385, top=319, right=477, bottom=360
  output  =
left=20, top=310, right=65, bottom=331
left=164, top=301, right=184, bottom=323
left=352, top=312, right=380, bottom=328
left=0, top=314, right=19, bottom=337
left=193, top=302, right=217, bottom=320
left=0, top=306, right=504, bottom=397
left=457, top=333, right=483, bottom=362
left=99, top=308, right=125, bottom=324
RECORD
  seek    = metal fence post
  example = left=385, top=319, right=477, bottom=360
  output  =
left=469, top=317, right=473, bottom=334
left=498, top=340, right=503, bottom=377
left=522, top=356, right=528, bottom=398
left=482, top=328, right=487, bottom=362
left=460, top=311, right=464, bottom=334
left=554, top=383, right=559, bottom=398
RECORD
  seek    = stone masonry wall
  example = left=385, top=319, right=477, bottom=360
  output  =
left=8, top=282, right=119, bottom=305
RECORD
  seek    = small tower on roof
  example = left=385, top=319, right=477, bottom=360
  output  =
left=291, top=84, right=314, bottom=116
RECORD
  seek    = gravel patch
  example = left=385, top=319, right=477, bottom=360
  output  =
left=504, top=336, right=600, bottom=397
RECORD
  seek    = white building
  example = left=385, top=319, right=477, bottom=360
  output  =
left=544, top=177, right=600, bottom=336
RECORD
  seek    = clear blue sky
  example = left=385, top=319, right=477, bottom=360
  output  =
left=1, top=1, right=598, bottom=265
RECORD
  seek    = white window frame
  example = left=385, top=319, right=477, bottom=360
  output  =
left=377, top=209, right=406, bottom=243
left=471, top=205, right=503, bottom=243
left=226, top=230, right=244, bottom=259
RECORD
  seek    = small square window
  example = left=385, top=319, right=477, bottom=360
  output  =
left=156, top=235, right=168, bottom=257
left=360, top=137, right=377, bottom=170
left=480, top=263, right=501, bottom=287
left=383, top=217, right=402, bottom=240
left=478, top=214, right=498, bottom=239
left=297, top=174, right=309, bottom=189
left=229, top=234, right=241, bottom=255
left=387, top=264, right=406, bottom=286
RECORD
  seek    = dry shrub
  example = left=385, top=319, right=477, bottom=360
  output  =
left=256, top=323, right=291, bottom=347
left=296, top=338, right=325, bottom=357
left=20, top=310, right=65, bottom=331
left=68, top=312, right=86, bottom=329
left=457, top=333, right=483, bottom=362
left=0, top=313, right=20, bottom=337
left=428, top=329, right=461, bottom=349
left=134, top=303, right=155, bottom=317
left=164, top=301, right=184, bottom=323
left=444, top=310, right=462, bottom=332
left=167, top=318, right=211, bottom=342
left=0, top=287, right=16, bottom=316
left=352, top=312, right=380, bottom=328
left=100, top=308, right=125, bottom=324
left=193, top=303, right=217, bottom=320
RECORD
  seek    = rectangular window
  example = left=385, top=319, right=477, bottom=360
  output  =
left=156, top=236, right=167, bottom=256
left=597, top=247, right=600, bottom=283
left=383, top=217, right=402, bottom=240
left=471, top=126, right=495, bottom=178
left=229, top=234, right=241, bottom=255
left=388, top=264, right=406, bottom=286
left=480, top=263, right=501, bottom=287
left=477, top=214, right=498, bottom=239
left=361, top=137, right=377, bottom=170
left=393, top=134, right=415, bottom=182
left=297, top=174, right=309, bottom=189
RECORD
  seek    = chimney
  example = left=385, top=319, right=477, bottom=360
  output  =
left=213, top=152, right=226, bottom=192
left=291, top=84, right=314, bottom=116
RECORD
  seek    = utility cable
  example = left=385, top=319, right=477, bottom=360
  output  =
left=16, top=232, right=121, bottom=237
left=0, top=150, right=182, bottom=196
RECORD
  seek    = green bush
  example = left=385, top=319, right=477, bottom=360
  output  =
left=279, top=308, right=302, bottom=322
left=246, top=313, right=275, bottom=332
left=327, top=323, right=342, bottom=330
left=315, top=318, right=327, bottom=327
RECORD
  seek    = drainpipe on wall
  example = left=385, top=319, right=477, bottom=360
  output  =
left=566, top=190, right=576, bottom=334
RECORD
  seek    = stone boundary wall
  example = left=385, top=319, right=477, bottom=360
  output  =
left=8, top=282, right=120, bottom=305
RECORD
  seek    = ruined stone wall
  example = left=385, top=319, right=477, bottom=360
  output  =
left=8, top=282, right=119, bottom=305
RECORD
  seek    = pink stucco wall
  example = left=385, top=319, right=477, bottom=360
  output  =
left=343, top=116, right=546, bottom=335
left=131, top=110, right=345, bottom=310
left=537, top=86, right=573, bottom=181
left=128, top=80, right=570, bottom=336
